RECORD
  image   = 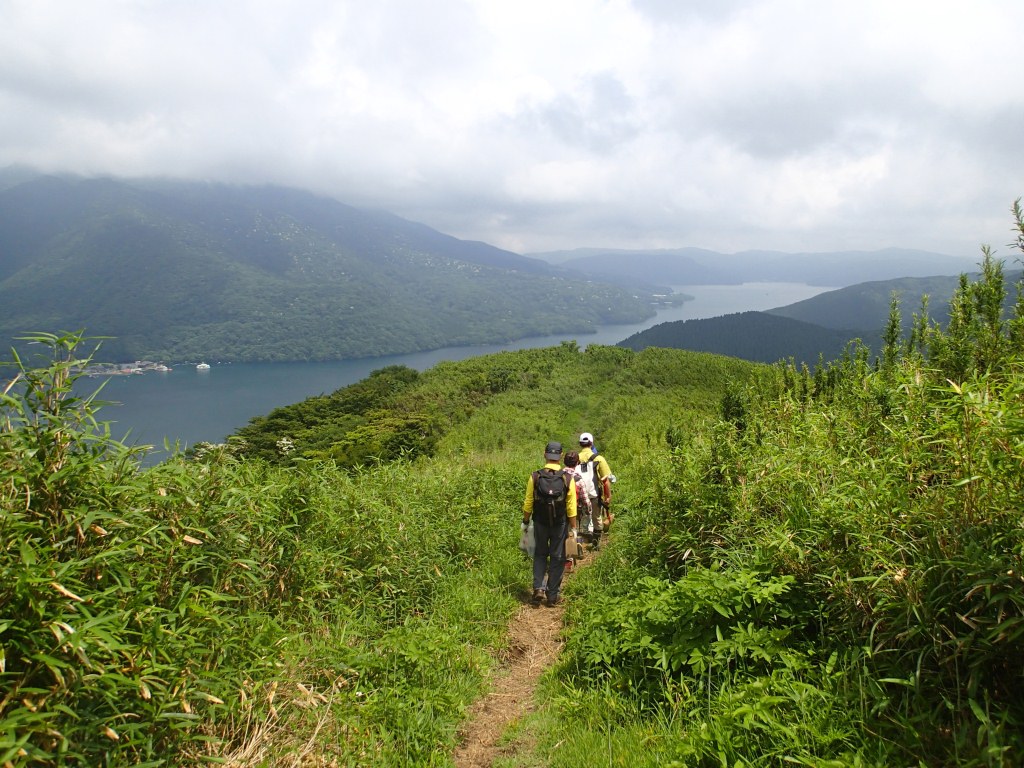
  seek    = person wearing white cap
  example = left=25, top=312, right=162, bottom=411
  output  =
left=577, top=432, right=613, bottom=545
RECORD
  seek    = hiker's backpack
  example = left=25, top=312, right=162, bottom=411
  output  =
left=569, top=470, right=593, bottom=516
left=532, top=468, right=569, bottom=523
left=578, top=450, right=601, bottom=498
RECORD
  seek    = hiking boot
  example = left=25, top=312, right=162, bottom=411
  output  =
left=545, top=594, right=562, bottom=607
left=531, top=588, right=546, bottom=605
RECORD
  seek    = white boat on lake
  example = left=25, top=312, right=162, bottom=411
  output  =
left=196, top=362, right=211, bottom=370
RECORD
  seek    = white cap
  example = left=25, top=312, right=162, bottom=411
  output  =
left=579, top=432, right=593, bottom=445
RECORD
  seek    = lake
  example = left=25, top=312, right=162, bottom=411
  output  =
left=77, top=282, right=832, bottom=463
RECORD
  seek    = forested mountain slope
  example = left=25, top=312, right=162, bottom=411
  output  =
left=618, top=310, right=879, bottom=366
left=767, top=270, right=1023, bottom=329
left=0, top=174, right=655, bottom=363
left=618, top=270, right=1024, bottom=366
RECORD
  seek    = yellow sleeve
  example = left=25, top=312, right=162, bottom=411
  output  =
left=566, top=475, right=577, bottom=519
left=522, top=473, right=535, bottom=516
left=597, top=457, right=612, bottom=502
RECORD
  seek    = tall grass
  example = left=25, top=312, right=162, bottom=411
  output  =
left=0, top=334, right=532, bottom=765
left=537, top=242, right=1024, bottom=766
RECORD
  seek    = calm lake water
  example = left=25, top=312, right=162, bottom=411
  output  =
left=79, top=282, right=832, bottom=464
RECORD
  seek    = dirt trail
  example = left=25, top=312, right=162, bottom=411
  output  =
left=452, top=553, right=593, bottom=768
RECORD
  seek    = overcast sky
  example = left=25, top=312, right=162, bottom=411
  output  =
left=1, top=1, right=1022, bottom=260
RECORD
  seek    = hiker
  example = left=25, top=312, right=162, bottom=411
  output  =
left=563, top=449, right=594, bottom=550
left=522, top=440, right=577, bottom=607
left=577, top=432, right=614, bottom=546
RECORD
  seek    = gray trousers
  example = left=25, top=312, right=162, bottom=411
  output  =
left=532, top=514, right=568, bottom=598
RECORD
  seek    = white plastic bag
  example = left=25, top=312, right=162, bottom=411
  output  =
left=518, top=520, right=535, bottom=558
left=564, top=529, right=581, bottom=561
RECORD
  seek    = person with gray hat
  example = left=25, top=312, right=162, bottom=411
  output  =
left=522, top=440, right=577, bottom=606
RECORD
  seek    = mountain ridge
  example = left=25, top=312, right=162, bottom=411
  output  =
left=0, top=173, right=655, bottom=363
left=618, top=310, right=880, bottom=366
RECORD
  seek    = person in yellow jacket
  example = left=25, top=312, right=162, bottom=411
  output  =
left=522, top=441, right=577, bottom=607
left=577, top=432, right=613, bottom=545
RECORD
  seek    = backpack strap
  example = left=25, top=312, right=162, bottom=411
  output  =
left=581, top=451, right=598, bottom=474
left=532, top=467, right=567, bottom=490
left=532, top=469, right=556, bottom=493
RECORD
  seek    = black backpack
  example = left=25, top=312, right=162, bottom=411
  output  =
left=532, top=468, right=570, bottom=524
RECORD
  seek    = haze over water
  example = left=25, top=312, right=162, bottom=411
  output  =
left=82, top=283, right=831, bottom=464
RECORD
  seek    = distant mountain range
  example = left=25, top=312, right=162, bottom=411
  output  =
left=0, top=168, right=1005, bottom=367
left=532, top=246, right=982, bottom=287
left=0, top=172, right=657, bottom=363
left=620, top=271, right=1024, bottom=366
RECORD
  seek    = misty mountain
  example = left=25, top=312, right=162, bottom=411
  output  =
left=0, top=173, right=656, bottom=363
left=532, top=246, right=982, bottom=287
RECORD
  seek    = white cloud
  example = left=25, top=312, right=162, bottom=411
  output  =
left=0, top=0, right=1022, bottom=259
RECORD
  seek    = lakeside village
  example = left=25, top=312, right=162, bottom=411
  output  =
left=79, top=360, right=212, bottom=377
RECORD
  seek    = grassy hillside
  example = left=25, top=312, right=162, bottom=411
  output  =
left=1, top=332, right=753, bottom=766
left=521, top=249, right=1024, bottom=766
left=0, top=175, right=655, bottom=363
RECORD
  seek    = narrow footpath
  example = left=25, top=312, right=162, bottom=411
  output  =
left=451, top=594, right=565, bottom=767
left=452, top=551, right=596, bottom=768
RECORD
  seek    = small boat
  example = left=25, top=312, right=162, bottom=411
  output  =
left=196, top=362, right=211, bottom=370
